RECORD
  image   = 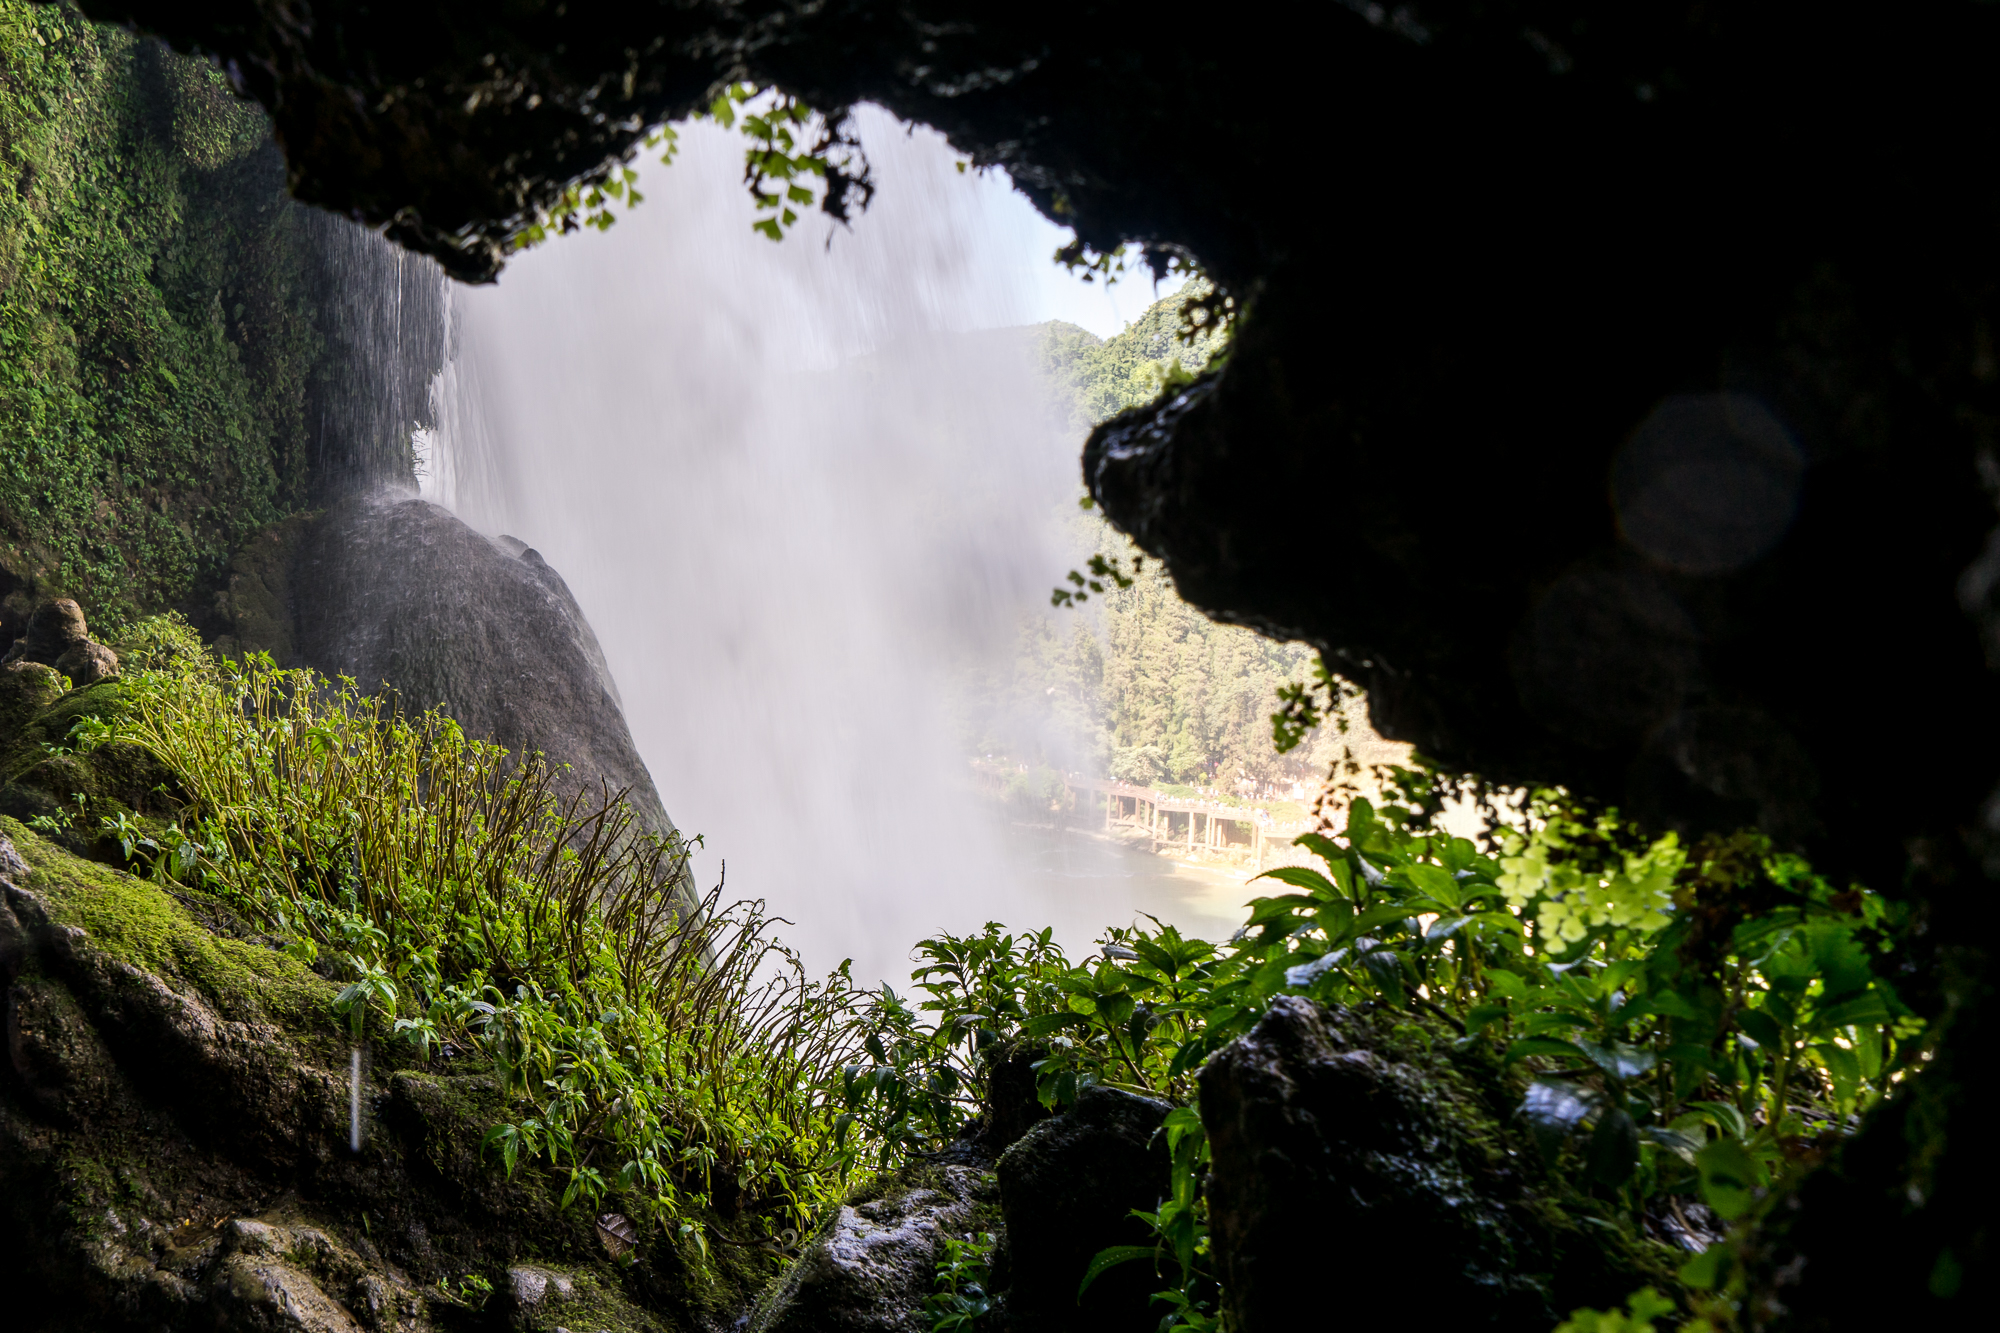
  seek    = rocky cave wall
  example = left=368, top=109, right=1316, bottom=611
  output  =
left=24, top=0, right=2000, bottom=1320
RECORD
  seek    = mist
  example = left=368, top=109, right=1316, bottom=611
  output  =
left=420, top=108, right=1240, bottom=985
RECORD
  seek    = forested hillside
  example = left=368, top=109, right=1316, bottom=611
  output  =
left=0, top=3, right=317, bottom=631
left=958, top=289, right=1347, bottom=795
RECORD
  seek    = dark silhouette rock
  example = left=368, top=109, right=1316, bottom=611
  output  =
left=1197, top=997, right=1674, bottom=1332
left=971, top=1042, right=1053, bottom=1157
left=994, top=1084, right=1171, bottom=1333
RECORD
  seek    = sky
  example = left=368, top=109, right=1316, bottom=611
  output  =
left=959, top=170, right=1168, bottom=337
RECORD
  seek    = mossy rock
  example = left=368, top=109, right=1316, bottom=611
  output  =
left=0, top=677, right=187, bottom=866
left=1198, top=996, right=1683, bottom=1331
left=0, top=820, right=757, bottom=1332
left=0, top=661, right=67, bottom=738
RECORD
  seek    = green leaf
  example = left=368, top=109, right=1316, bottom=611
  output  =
left=1506, top=1036, right=1588, bottom=1063
left=1425, top=914, right=1478, bottom=943
left=1521, top=1011, right=1594, bottom=1036
left=1314, top=898, right=1355, bottom=940
left=1463, top=1003, right=1512, bottom=1037
left=1812, top=1041, right=1861, bottom=1104
left=1403, top=862, right=1463, bottom=909
left=1077, top=1244, right=1155, bottom=1297
left=1245, top=894, right=1318, bottom=927
left=1358, top=947, right=1407, bottom=1005
left=1440, top=836, right=1480, bottom=874
left=1253, top=865, right=1338, bottom=899
left=1679, top=1243, right=1731, bottom=1291
left=1804, top=922, right=1873, bottom=998
left=1735, top=1007, right=1783, bottom=1050
left=1812, top=990, right=1891, bottom=1032
left=1636, top=988, right=1702, bottom=1020
left=1292, top=832, right=1346, bottom=869
left=1695, top=1137, right=1763, bottom=1220
left=1485, top=969, right=1529, bottom=1001
left=1020, top=1010, right=1091, bottom=1038
left=1680, top=1099, right=1749, bottom=1141
left=1352, top=904, right=1419, bottom=935
left=1573, top=1038, right=1656, bottom=1081
left=1640, top=1125, right=1703, bottom=1163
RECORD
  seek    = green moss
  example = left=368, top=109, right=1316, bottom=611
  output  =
left=4, top=680, right=129, bottom=763
left=0, top=2, right=320, bottom=623
left=5, top=815, right=331, bottom=1028
left=530, top=1269, right=672, bottom=1333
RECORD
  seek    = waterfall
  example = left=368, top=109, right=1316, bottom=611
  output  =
left=420, top=107, right=1232, bottom=983
left=299, top=207, right=449, bottom=499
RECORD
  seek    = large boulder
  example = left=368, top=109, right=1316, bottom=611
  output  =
left=4, top=600, right=119, bottom=687
left=262, top=493, right=688, bottom=872
left=993, top=1084, right=1172, bottom=1333
left=1197, top=996, right=1676, bottom=1332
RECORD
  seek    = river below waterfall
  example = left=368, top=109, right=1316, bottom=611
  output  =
left=988, top=823, right=1254, bottom=945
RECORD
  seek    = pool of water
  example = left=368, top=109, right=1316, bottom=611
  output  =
left=982, top=819, right=1260, bottom=955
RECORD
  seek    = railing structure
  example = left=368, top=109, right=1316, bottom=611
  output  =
left=972, top=763, right=1316, bottom=871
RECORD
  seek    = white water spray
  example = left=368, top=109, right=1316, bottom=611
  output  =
left=349, top=1047, right=362, bottom=1153
left=421, top=108, right=1228, bottom=983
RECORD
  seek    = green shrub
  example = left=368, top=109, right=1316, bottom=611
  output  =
left=843, top=769, right=1921, bottom=1330
left=113, top=631, right=864, bottom=1247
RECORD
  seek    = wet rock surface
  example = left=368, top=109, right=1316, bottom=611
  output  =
left=1197, top=996, right=1675, bottom=1331
left=748, top=1158, right=995, bottom=1333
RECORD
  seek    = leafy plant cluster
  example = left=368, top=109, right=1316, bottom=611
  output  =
left=508, top=82, right=869, bottom=249
left=843, top=769, right=1921, bottom=1331
left=0, top=2, right=319, bottom=619
left=107, top=617, right=866, bottom=1253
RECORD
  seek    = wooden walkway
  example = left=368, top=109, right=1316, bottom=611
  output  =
left=974, top=765, right=1312, bottom=871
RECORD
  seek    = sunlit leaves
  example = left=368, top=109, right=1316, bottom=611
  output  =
left=504, top=84, right=867, bottom=255
left=1050, top=551, right=1145, bottom=608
